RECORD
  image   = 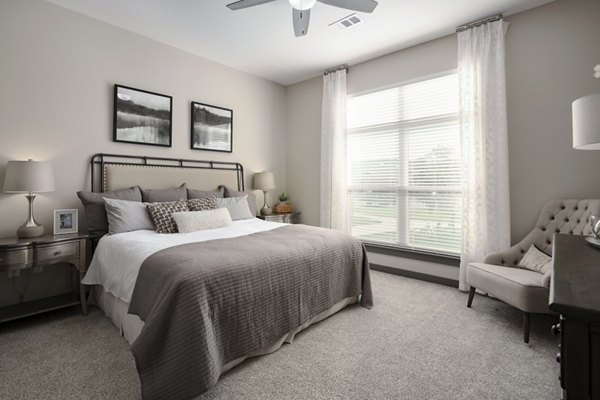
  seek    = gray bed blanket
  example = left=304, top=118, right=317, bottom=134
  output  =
left=128, top=224, right=373, bottom=400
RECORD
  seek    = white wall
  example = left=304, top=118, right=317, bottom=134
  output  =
left=0, top=0, right=286, bottom=305
left=286, top=0, right=600, bottom=250
left=0, top=0, right=286, bottom=239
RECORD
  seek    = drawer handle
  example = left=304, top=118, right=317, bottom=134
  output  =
left=54, top=250, right=62, bottom=256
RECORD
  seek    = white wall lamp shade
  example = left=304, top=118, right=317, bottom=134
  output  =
left=3, top=160, right=56, bottom=193
left=253, top=171, right=275, bottom=190
left=3, top=160, right=55, bottom=238
left=573, top=93, right=600, bottom=150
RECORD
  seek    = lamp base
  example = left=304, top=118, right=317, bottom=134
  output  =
left=260, top=206, right=273, bottom=216
left=17, top=225, right=44, bottom=239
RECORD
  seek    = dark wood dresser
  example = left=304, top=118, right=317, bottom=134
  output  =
left=550, top=234, right=600, bottom=399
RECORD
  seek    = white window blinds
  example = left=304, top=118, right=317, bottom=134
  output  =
left=346, top=73, right=461, bottom=255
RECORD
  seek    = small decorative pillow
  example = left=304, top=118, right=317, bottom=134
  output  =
left=518, top=245, right=552, bottom=274
left=140, top=183, right=187, bottom=203
left=104, top=198, right=154, bottom=235
left=146, top=200, right=189, bottom=234
left=217, top=196, right=254, bottom=220
left=172, top=208, right=232, bottom=233
left=187, top=197, right=218, bottom=211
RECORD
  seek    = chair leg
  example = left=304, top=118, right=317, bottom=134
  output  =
left=523, top=312, right=530, bottom=344
left=467, top=286, right=476, bottom=308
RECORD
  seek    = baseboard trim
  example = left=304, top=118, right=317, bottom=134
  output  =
left=371, top=263, right=459, bottom=288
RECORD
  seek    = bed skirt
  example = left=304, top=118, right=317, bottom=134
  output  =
left=92, top=285, right=358, bottom=375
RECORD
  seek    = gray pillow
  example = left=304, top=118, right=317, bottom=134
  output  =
left=219, top=185, right=258, bottom=216
left=140, top=183, right=187, bottom=203
left=77, top=187, right=142, bottom=237
left=187, top=187, right=224, bottom=199
left=217, top=196, right=255, bottom=220
left=104, top=198, right=154, bottom=235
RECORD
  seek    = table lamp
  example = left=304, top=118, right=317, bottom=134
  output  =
left=3, top=159, right=55, bottom=238
left=253, top=171, right=275, bottom=215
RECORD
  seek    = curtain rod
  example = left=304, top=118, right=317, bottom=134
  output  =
left=456, top=14, right=503, bottom=33
left=323, top=64, right=349, bottom=76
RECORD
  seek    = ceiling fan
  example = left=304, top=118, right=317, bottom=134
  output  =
left=226, top=0, right=379, bottom=37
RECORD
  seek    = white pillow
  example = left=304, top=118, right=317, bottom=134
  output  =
left=518, top=244, right=552, bottom=274
left=103, top=198, right=154, bottom=235
left=172, top=208, right=232, bottom=233
left=217, top=195, right=254, bottom=220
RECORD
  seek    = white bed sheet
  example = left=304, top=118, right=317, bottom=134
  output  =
left=83, top=218, right=286, bottom=303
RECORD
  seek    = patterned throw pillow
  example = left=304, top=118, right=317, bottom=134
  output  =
left=146, top=200, right=189, bottom=234
left=187, top=197, right=217, bottom=212
left=518, top=244, right=552, bottom=274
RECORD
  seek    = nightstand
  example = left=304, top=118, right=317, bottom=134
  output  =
left=257, top=211, right=301, bottom=224
left=0, top=233, right=88, bottom=323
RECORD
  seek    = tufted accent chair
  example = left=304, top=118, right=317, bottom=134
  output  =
left=466, top=199, right=600, bottom=343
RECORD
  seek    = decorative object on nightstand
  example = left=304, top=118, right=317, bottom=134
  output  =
left=274, top=192, right=294, bottom=213
left=258, top=211, right=301, bottom=224
left=0, top=233, right=89, bottom=323
left=572, top=64, right=600, bottom=149
left=3, top=159, right=55, bottom=238
left=253, top=171, right=275, bottom=215
left=53, top=209, right=78, bottom=235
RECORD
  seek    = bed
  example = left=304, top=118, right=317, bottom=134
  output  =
left=80, top=154, right=373, bottom=400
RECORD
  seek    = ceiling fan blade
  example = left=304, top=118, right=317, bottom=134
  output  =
left=293, top=8, right=311, bottom=37
left=226, top=0, right=277, bottom=11
left=317, top=0, right=378, bottom=13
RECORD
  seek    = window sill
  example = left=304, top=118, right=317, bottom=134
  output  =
left=363, top=241, right=460, bottom=267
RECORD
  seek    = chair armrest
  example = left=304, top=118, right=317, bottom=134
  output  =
left=483, top=244, right=525, bottom=267
left=541, top=271, right=552, bottom=289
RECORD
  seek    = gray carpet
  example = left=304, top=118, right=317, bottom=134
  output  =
left=0, top=271, right=559, bottom=399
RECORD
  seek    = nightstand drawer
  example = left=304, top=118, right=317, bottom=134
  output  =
left=36, top=242, right=79, bottom=262
left=0, top=248, right=29, bottom=268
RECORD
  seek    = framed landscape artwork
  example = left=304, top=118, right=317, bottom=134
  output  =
left=113, top=85, right=172, bottom=147
left=190, top=102, right=233, bottom=153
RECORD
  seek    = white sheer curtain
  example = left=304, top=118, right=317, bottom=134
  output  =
left=458, top=20, right=511, bottom=291
left=320, top=69, right=348, bottom=231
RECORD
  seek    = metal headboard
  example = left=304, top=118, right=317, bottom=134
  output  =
left=90, top=153, right=244, bottom=193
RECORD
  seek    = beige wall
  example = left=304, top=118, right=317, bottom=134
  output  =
left=286, top=0, right=600, bottom=246
left=505, top=0, right=600, bottom=240
left=0, top=0, right=286, bottom=304
left=0, top=0, right=286, bottom=238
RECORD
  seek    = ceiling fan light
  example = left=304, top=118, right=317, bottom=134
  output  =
left=289, top=0, right=316, bottom=10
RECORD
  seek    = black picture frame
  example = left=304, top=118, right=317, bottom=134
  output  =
left=113, top=84, right=173, bottom=147
left=190, top=102, right=233, bottom=153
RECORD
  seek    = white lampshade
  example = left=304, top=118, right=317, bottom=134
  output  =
left=573, top=93, right=600, bottom=150
left=253, top=171, right=275, bottom=190
left=3, top=160, right=56, bottom=193
left=289, top=0, right=316, bottom=10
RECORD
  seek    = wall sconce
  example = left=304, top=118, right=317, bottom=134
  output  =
left=572, top=65, right=600, bottom=150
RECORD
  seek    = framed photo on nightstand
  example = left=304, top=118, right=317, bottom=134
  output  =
left=54, top=209, right=78, bottom=235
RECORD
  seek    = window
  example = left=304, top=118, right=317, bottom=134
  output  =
left=346, top=73, right=460, bottom=255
